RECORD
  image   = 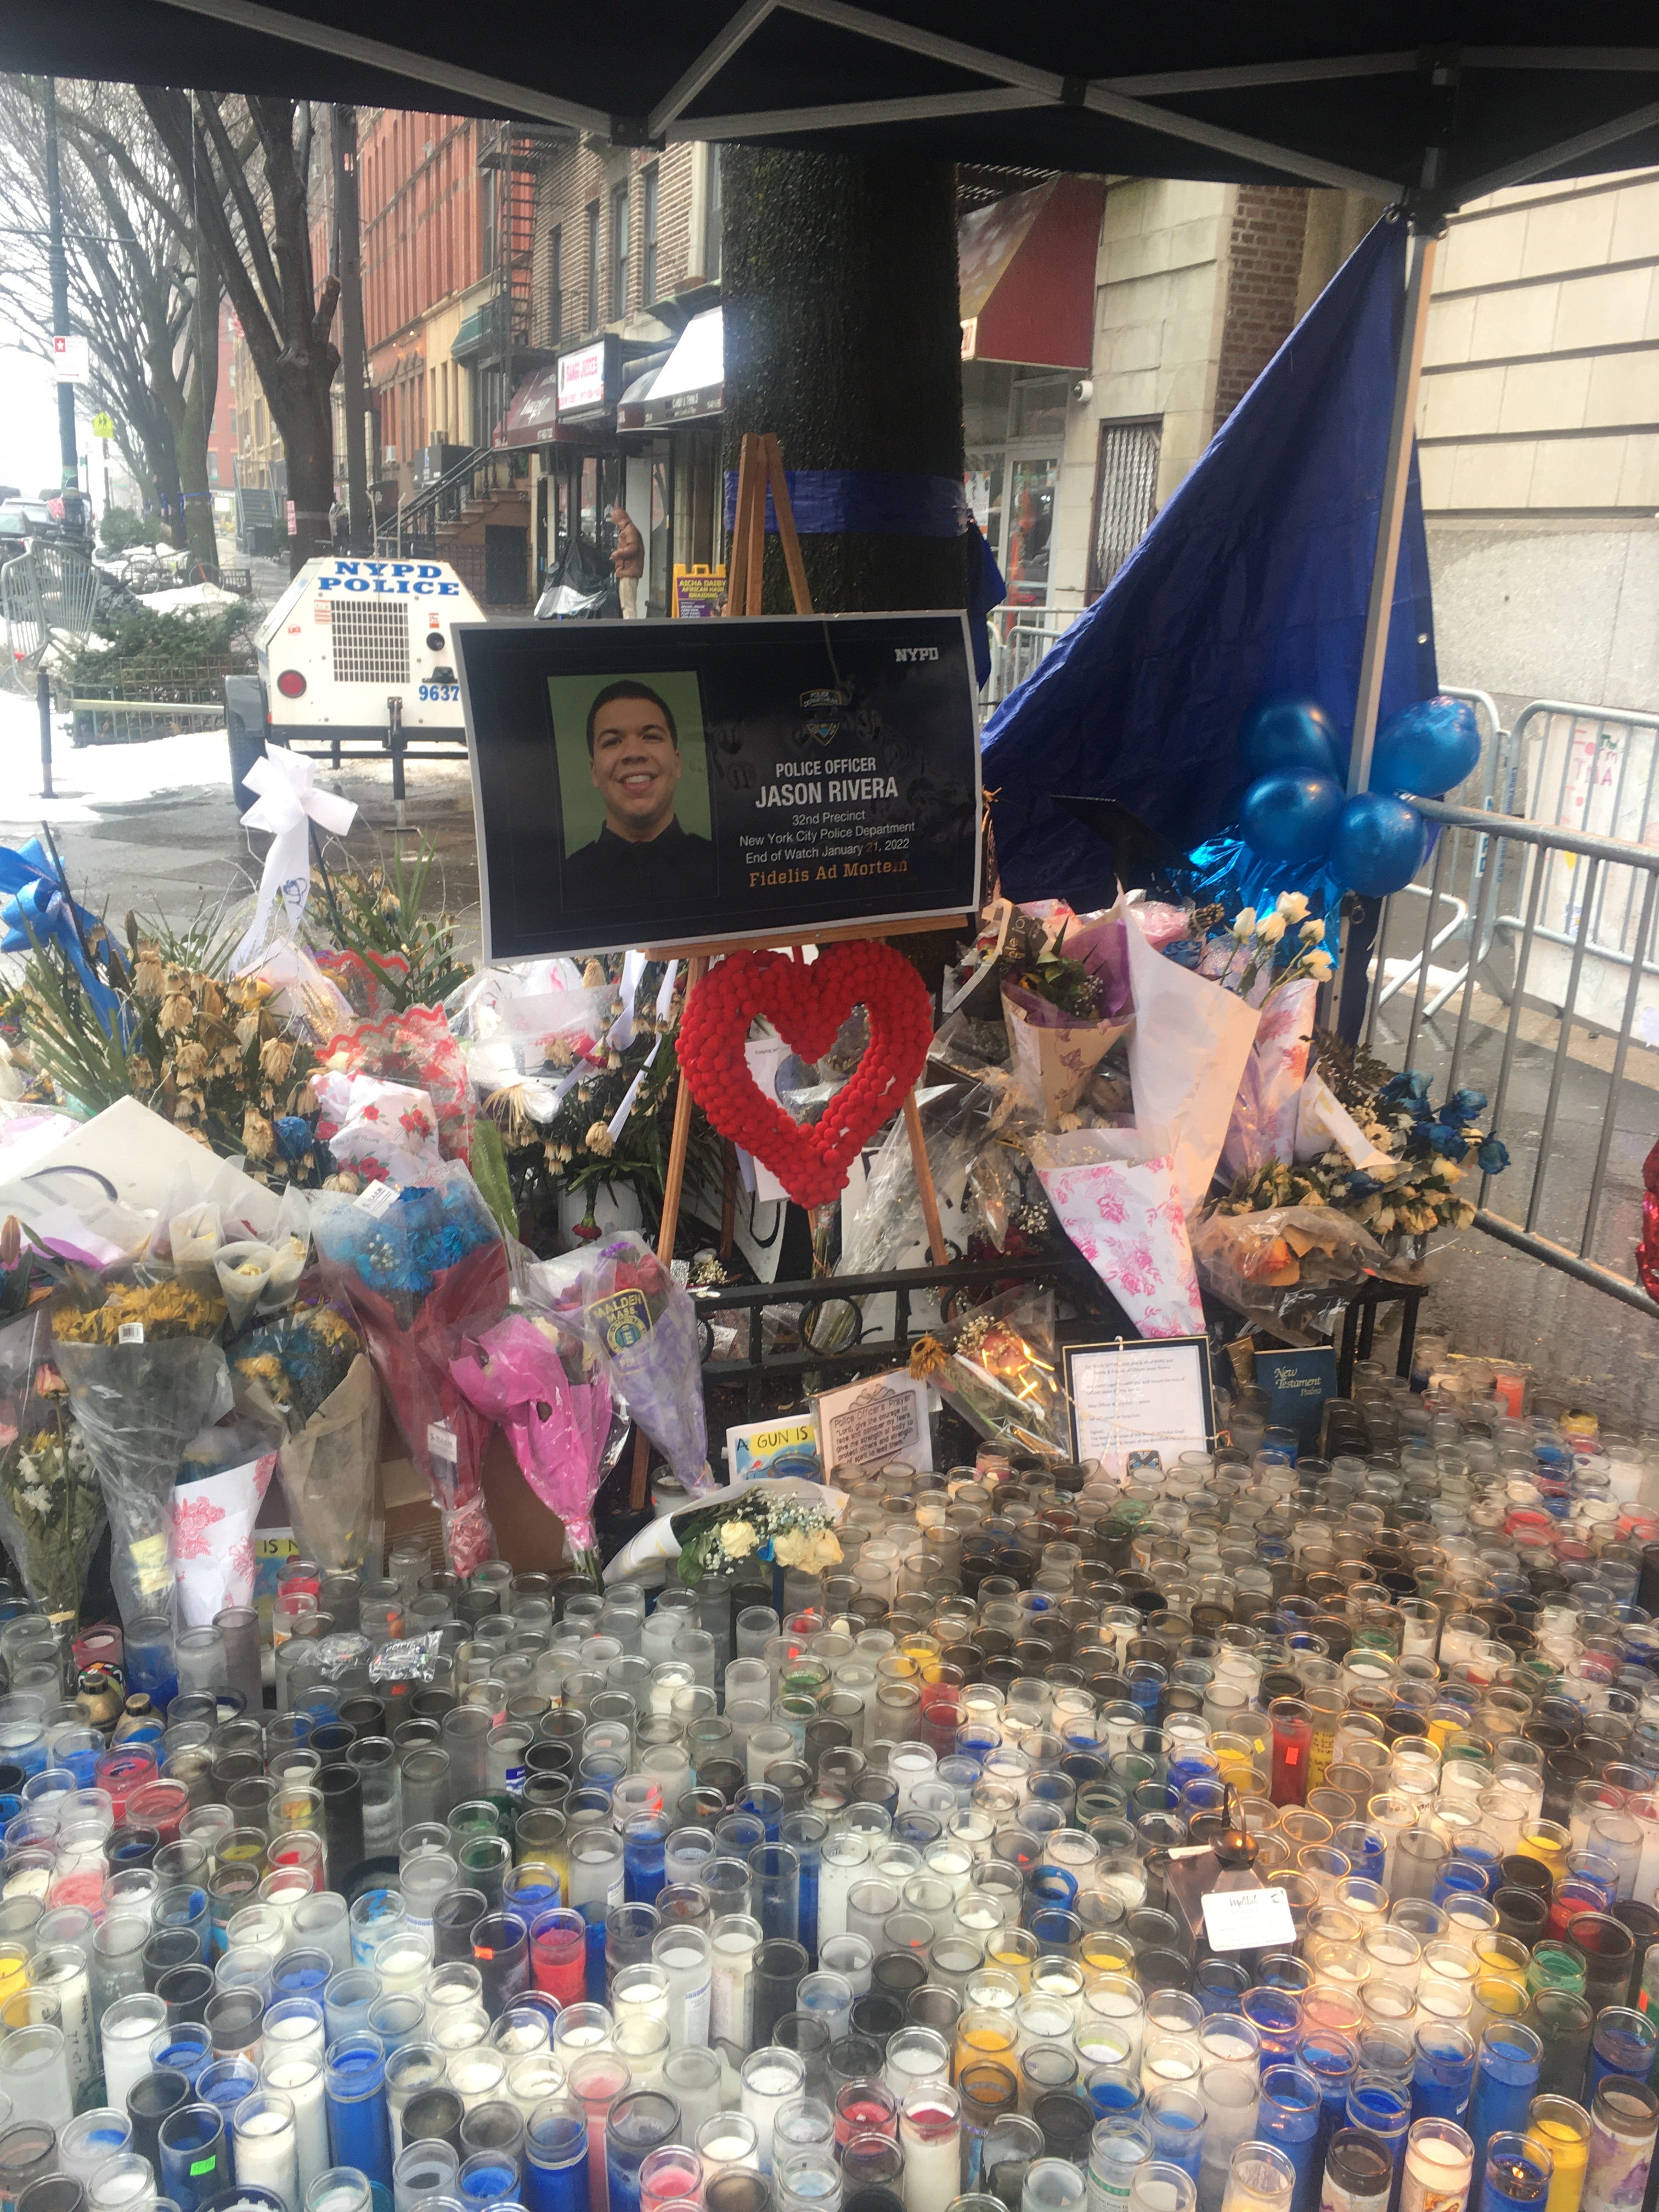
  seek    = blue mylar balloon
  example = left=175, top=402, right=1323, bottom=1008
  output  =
left=1331, top=792, right=1429, bottom=896
left=1237, top=696, right=1342, bottom=782
left=1238, top=769, right=1344, bottom=864
left=1370, top=695, right=1483, bottom=798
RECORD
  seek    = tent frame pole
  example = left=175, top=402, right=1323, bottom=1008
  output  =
left=1346, top=219, right=1439, bottom=800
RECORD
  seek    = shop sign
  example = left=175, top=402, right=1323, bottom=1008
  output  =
left=556, top=335, right=620, bottom=416
left=960, top=317, right=978, bottom=361
left=642, top=381, right=723, bottom=427
left=672, top=563, right=726, bottom=618
left=458, top=610, right=982, bottom=962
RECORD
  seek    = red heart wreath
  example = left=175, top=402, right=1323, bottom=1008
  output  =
left=677, top=942, right=934, bottom=1209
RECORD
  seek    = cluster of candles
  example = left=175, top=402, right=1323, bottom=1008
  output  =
left=0, top=1357, right=1652, bottom=2212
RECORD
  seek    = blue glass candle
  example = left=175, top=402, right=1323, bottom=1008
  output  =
left=461, top=2149, right=523, bottom=2210
left=1302, top=2030, right=1358, bottom=2160
left=1086, top=2068, right=1144, bottom=2126
left=1478, top=2130, right=1551, bottom=2212
left=1412, top=2025, right=1477, bottom=2125
left=1144, top=2086, right=1205, bottom=2186
left=736, top=1788, right=782, bottom=1843
left=272, top=1949, right=334, bottom=2007
left=1470, top=2024, right=1543, bottom=2151
left=622, top=1818, right=669, bottom=1908
left=1435, top=1858, right=1495, bottom=1910
left=523, top=2098, right=589, bottom=2212
left=1587, top=2007, right=1659, bottom=2098
left=1333, top=1826, right=1390, bottom=1887
left=1195, top=1960, right=1250, bottom=2017
left=1256, top=2063, right=1323, bottom=2212
left=781, top=1816, right=823, bottom=1962
left=503, top=1867, right=561, bottom=1927
left=324, top=2031, right=393, bottom=2186
left=196, top=2057, right=260, bottom=2131
left=1243, top=1988, right=1305, bottom=2059
left=158, top=2102, right=229, bottom=2212
left=151, top=2022, right=215, bottom=2090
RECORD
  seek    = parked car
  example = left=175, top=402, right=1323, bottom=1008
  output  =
left=0, top=499, right=56, bottom=560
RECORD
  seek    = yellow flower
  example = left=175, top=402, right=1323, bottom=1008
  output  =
left=157, top=992, right=195, bottom=1034
left=241, top=1109, right=275, bottom=1160
left=772, top=1530, right=811, bottom=1568
left=808, top=1530, right=843, bottom=1571
left=584, top=1121, right=615, bottom=1158
left=719, top=1520, right=759, bottom=1559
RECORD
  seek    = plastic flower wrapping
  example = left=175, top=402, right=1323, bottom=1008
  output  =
left=0, top=1306, right=104, bottom=1628
left=909, top=1284, right=1073, bottom=1463
left=311, top=1162, right=509, bottom=1576
left=233, top=1303, right=381, bottom=1575
left=552, top=1232, right=711, bottom=1494
left=52, top=1281, right=233, bottom=1628
left=450, top=1306, right=616, bottom=1582
left=171, top=1417, right=281, bottom=1626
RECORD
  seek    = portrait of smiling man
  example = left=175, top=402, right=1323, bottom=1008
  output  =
left=560, top=678, right=718, bottom=910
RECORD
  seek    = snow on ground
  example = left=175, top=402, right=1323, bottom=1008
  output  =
left=0, top=687, right=230, bottom=827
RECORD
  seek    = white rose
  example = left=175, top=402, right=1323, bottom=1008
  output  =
left=1300, top=918, right=1325, bottom=943
left=1232, top=908, right=1258, bottom=939
left=1256, top=913, right=1286, bottom=945
left=1276, top=891, right=1310, bottom=922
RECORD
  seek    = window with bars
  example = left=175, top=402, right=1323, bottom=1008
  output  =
left=331, top=599, right=411, bottom=685
left=1086, top=417, right=1162, bottom=602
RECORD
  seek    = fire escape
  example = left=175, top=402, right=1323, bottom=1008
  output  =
left=474, top=121, right=557, bottom=445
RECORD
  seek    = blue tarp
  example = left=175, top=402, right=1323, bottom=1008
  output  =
left=981, top=213, right=1437, bottom=909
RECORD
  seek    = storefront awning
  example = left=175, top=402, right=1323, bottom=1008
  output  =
left=640, top=308, right=723, bottom=428
left=958, top=177, right=1105, bottom=372
left=496, top=365, right=562, bottom=448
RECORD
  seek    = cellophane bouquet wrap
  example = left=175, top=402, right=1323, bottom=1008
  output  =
left=1219, top=978, right=1319, bottom=1184
left=1028, top=1124, right=1205, bottom=1339
left=909, top=1284, right=1073, bottom=1463
left=51, top=1282, right=233, bottom=1629
left=233, top=1302, right=380, bottom=1573
left=451, top=1307, right=613, bottom=1579
left=0, top=1305, right=104, bottom=1629
left=311, top=1163, right=509, bottom=1575
left=172, top=1419, right=281, bottom=1626
left=552, top=1233, right=711, bottom=1493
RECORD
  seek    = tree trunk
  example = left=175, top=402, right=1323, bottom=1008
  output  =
left=175, top=247, right=221, bottom=573
left=720, top=148, right=966, bottom=614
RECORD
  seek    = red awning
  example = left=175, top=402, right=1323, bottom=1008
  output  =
left=958, top=176, right=1105, bottom=373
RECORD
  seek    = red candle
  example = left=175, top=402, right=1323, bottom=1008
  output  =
left=531, top=1908, right=588, bottom=2006
left=1268, top=1696, right=1312, bottom=1807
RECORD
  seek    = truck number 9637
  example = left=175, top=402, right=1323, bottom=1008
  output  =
left=417, top=684, right=460, bottom=703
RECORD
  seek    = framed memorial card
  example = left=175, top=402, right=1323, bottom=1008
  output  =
left=811, top=1369, right=934, bottom=1476
left=1063, top=1335, right=1215, bottom=1475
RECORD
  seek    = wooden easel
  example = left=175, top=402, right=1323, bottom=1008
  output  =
left=628, top=433, right=952, bottom=1508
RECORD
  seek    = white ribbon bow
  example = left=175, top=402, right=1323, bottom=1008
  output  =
left=231, top=747, right=359, bottom=975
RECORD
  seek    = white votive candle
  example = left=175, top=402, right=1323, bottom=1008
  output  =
left=233, top=2090, right=300, bottom=2212
left=899, top=2089, right=961, bottom=2212
left=259, top=2057, right=329, bottom=2200
left=101, top=1996, right=166, bottom=2114
left=1400, top=2121, right=1474, bottom=2212
left=445, top=2049, right=507, bottom=2112
left=740, top=2047, right=804, bottom=2175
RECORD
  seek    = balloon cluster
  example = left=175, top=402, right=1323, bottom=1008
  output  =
left=1235, top=695, right=1482, bottom=897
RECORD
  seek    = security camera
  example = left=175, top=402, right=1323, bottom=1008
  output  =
left=1071, top=377, right=1093, bottom=404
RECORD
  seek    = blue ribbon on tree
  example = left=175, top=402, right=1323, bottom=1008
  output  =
left=0, top=843, right=125, bottom=1037
left=721, top=469, right=968, bottom=538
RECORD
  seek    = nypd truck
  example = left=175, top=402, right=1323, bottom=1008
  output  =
left=226, top=555, right=484, bottom=809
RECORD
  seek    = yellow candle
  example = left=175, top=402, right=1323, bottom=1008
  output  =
left=1529, top=2113, right=1589, bottom=2212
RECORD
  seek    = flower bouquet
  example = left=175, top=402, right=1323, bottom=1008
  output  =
left=909, top=1283, right=1073, bottom=1462
left=171, top=1418, right=282, bottom=1627
left=0, top=1307, right=104, bottom=1628
left=450, top=1308, right=614, bottom=1582
left=1027, top=1124, right=1204, bottom=1339
left=552, top=1232, right=712, bottom=1494
left=602, top=1476, right=849, bottom=1587
left=232, top=1303, right=381, bottom=1574
left=311, top=1163, right=510, bottom=1575
left=52, top=1281, right=233, bottom=1628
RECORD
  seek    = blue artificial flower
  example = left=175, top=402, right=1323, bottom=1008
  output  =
left=1478, top=1135, right=1511, bottom=1173
left=1380, top=1070, right=1430, bottom=1107
left=1163, top=938, right=1203, bottom=970
left=1347, top=1171, right=1383, bottom=1195
left=273, top=1115, right=313, bottom=1161
left=1424, top=1122, right=1465, bottom=1158
left=757, top=1540, right=775, bottom=1562
left=1444, top=1088, right=1488, bottom=1126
